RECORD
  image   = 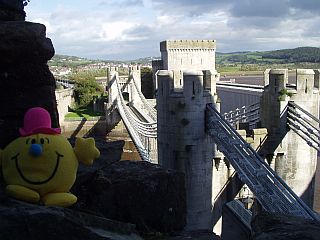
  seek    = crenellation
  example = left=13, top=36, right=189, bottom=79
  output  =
left=315, top=69, right=320, bottom=89
left=183, top=71, right=204, bottom=99
left=157, top=40, right=216, bottom=77
left=160, top=40, right=216, bottom=51
left=264, top=69, right=271, bottom=86
left=269, top=69, right=288, bottom=93
left=296, top=69, right=315, bottom=93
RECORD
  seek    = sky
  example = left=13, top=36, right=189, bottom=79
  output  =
left=25, top=0, right=320, bottom=60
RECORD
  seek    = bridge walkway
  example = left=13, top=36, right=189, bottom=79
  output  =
left=206, top=103, right=320, bottom=221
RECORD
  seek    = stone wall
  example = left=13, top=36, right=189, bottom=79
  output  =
left=157, top=70, right=214, bottom=231
left=260, top=69, right=319, bottom=208
left=217, top=83, right=263, bottom=114
left=0, top=21, right=58, bottom=148
left=160, top=40, right=216, bottom=72
left=61, top=118, right=106, bottom=138
left=55, top=88, right=74, bottom=125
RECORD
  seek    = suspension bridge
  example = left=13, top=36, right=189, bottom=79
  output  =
left=105, top=66, right=320, bottom=228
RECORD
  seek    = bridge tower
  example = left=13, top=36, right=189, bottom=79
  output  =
left=129, top=65, right=141, bottom=103
left=157, top=70, right=216, bottom=230
left=260, top=69, right=319, bottom=208
left=106, top=67, right=121, bottom=132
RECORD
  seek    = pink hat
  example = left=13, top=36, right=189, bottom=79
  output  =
left=19, top=107, right=61, bottom=137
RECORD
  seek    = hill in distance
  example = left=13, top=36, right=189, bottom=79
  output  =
left=49, top=54, right=159, bottom=68
left=216, top=47, right=320, bottom=65
left=50, top=47, right=320, bottom=68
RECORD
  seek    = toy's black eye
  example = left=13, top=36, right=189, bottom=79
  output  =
left=26, top=138, right=30, bottom=144
left=40, top=138, right=45, bottom=144
left=31, top=139, right=36, bottom=144
left=45, top=138, right=50, bottom=144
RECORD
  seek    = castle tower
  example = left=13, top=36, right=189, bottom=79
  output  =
left=157, top=69, right=215, bottom=230
left=152, top=40, right=217, bottom=96
left=260, top=69, right=319, bottom=208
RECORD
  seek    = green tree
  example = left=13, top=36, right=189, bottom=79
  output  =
left=74, top=80, right=104, bottom=108
left=141, top=67, right=153, bottom=98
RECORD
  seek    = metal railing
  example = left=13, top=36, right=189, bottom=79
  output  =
left=206, top=103, right=320, bottom=221
left=223, top=102, right=260, bottom=129
left=131, top=75, right=157, bottom=121
left=226, top=200, right=252, bottom=229
left=114, top=75, right=157, bottom=162
left=287, top=101, right=320, bottom=151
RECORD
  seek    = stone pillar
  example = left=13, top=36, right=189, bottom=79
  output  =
left=263, top=69, right=271, bottom=87
left=296, top=69, right=315, bottom=93
left=129, top=65, right=141, bottom=104
left=106, top=67, right=120, bottom=133
left=203, top=70, right=219, bottom=94
left=0, top=19, right=58, bottom=148
left=260, top=68, right=319, bottom=208
left=152, top=59, right=163, bottom=96
left=314, top=69, right=320, bottom=89
left=157, top=70, right=214, bottom=231
left=261, top=69, right=288, bottom=134
left=107, top=67, right=118, bottom=105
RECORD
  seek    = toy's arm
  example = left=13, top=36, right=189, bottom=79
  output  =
left=74, top=138, right=100, bottom=165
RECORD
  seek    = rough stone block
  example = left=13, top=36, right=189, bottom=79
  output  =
left=0, top=21, right=54, bottom=63
left=251, top=212, right=320, bottom=240
left=72, top=161, right=186, bottom=233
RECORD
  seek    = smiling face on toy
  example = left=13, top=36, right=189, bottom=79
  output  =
left=2, top=133, right=78, bottom=196
left=0, top=107, right=99, bottom=207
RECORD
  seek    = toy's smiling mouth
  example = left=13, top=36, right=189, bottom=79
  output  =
left=12, top=151, right=63, bottom=185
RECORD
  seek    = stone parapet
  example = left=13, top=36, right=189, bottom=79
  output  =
left=160, top=40, right=216, bottom=51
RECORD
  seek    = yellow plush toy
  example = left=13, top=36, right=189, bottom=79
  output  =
left=0, top=107, right=100, bottom=207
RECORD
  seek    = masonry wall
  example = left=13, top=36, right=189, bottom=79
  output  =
left=157, top=70, right=214, bottom=230
left=160, top=40, right=216, bottom=71
left=217, top=84, right=263, bottom=114
left=61, top=118, right=106, bottom=137
left=55, top=88, right=74, bottom=125
left=260, top=69, right=319, bottom=208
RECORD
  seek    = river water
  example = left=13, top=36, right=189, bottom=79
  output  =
left=220, top=72, right=297, bottom=85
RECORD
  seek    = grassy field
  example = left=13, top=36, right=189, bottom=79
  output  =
left=65, top=107, right=103, bottom=120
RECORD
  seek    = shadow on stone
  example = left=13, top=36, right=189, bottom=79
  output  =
left=72, top=160, right=186, bottom=234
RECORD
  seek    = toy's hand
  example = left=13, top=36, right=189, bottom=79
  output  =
left=74, top=138, right=100, bottom=165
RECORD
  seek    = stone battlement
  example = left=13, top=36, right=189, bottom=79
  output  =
left=129, top=65, right=140, bottom=71
left=160, top=40, right=216, bottom=51
left=264, top=68, right=320, bottom=94
left=157, top=70, right=216, bottom=100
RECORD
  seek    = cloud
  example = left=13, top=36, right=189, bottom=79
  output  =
left=230, top=0, right=289, bottom=17
left=150, top=0, right=232, bottom=17
left=25, top=0, right=320, bottom=59
left=289, top=0, right=320, bottom=13
left=98, top=0, right=143, bottom=7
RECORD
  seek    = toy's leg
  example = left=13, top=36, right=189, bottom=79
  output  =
left=42, top=193, right=77, bottom=207
left=6, top=185, right=40, bottom=203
